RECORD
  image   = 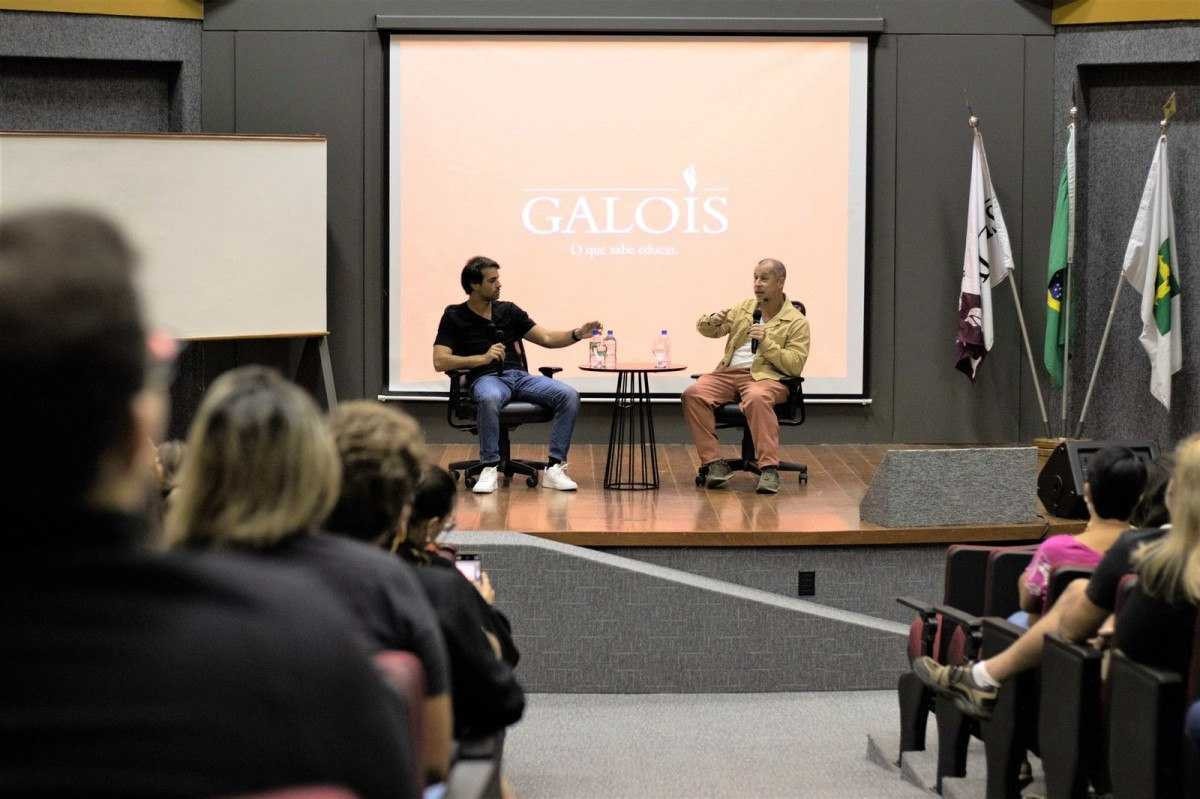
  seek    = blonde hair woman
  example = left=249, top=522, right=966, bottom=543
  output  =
left=166, top=367, right=340, bottom=548
left=1115, top=434, right=1200, bottom=676
left=167, top=367, right=454, bottom=784
left=1135, top=434, right=1200, bottom=603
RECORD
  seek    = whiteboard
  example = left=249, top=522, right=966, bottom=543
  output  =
left=0, top=132, right=327, bottom=340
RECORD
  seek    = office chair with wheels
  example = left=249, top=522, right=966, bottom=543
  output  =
left=444, top=339, right=561, bottom=489
left=693, top=300, right=809, bottom=487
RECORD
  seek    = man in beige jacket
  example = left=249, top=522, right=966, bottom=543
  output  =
left=682, top=258, right=810, bottom=494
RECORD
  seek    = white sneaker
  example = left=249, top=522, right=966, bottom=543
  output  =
left=472, top=465, right=499, bottom=494
left=542, top=462, right=578, bottom=491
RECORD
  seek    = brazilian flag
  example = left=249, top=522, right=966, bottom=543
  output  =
left=1044, top=126, right=1075, bottom=388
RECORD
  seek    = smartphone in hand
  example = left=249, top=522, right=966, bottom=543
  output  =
left=455, top=553, right=482, bottom=582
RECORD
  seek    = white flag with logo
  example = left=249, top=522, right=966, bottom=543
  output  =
left=1121, top=135, right=1182, bottom=409
left=955, top=129, right=1015, bottom=381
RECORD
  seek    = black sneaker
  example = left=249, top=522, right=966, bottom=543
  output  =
left=911, top=656, right=997, bottom=719
left=704, top=460, right=733, bottom=489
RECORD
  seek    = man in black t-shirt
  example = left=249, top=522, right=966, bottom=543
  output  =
left=433, top=255, right=600, bottom=494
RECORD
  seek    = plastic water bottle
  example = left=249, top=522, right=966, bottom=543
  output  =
left=652, top=329, right=670, bottom=368
left=603, top=330, right=617, bottom=368
left=589, top=328, right=605, bottom=368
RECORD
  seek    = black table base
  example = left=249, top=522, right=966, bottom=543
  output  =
left=603, top=370, right=661, bottom=490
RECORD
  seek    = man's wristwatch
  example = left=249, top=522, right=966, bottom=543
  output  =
left=571, top=328, right=581, bottom=342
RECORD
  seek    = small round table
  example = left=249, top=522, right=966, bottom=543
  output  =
left=580, top=363, right=686, bottom=490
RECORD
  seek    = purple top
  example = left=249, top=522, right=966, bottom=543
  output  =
left=1023, top=534, right=1104, bottom=601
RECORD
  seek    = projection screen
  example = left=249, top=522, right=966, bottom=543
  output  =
left=387, top=35, right=868, bottom=397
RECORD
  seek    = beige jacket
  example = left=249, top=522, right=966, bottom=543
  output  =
left=695, top=296, right=810, bottom=381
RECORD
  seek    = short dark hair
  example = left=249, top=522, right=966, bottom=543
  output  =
left=410, top=465, right=457, bottom=527
left=460, top=255, right=499, bottom=295
left=0, top=208, right=145, bottom=515
left=1129, top=455, right=1173, bottom=529
left=1086, top=445, right=1148, bottom=521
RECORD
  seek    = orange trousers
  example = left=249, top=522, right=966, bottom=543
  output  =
left=681, top=369, right=789, bottom=468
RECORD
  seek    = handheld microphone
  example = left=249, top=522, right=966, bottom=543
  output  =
left=751, top=307, right=763, bottom=354
left=488, top=322, right=504, bottom=374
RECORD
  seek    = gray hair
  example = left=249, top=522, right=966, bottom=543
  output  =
left=757, top=258, right=786, bottom=280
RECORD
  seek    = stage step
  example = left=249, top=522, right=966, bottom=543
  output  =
left=444, top=530, right=908, bottom=692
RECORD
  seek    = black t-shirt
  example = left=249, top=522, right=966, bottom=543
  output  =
left=1115, top=582, right=1198, bottom=677
left=406, top=558, right=525, bottom=739
left=1, top=511, right=417, bottom=799
left=1085, top=527, right=1167, bottom=611
left=434, top=301, right=537, bottom=382
left=264, top=532, right=451, bottom=695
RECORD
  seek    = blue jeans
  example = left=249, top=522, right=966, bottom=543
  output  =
left=471, top=369, right=580, bottom=464
left=1187, top=701, right=1200, bottom=753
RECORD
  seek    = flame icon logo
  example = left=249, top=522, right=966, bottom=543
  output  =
left=682, top=164, right=697, bottom=194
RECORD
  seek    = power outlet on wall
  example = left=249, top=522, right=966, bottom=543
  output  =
left=797, top=570, right=816, bottom=597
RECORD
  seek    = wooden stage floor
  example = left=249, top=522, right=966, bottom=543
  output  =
left=430, top=443, right=1083, bottom=548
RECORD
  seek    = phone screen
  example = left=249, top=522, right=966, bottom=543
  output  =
left=455, top=554, right=481, bottom=582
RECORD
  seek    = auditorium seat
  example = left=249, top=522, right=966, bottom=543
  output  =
left=226, top=790, right=359, bottom=798
left=895, top=544, right=1035, bottom=789
left=1106, top=605, right=1200, bottom=798
left=374, top=650, right=427, bottom=766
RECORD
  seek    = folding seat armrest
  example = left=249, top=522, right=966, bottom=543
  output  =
left=456, top=735, right=502, bottom=761
left=896, top=595, right=937, bottom=618
left=537, top=366, right=562, bottom=378
left=933, top=604, right=981, bottom=631
left=980, top=616, right=1027, bottom=659
left=443, top=759, right=500, bottom=799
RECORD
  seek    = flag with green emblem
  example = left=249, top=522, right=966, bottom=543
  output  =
left=1121, top=134, right=1182, bottom=409
left=1043, top=123, right=1075, bottom=387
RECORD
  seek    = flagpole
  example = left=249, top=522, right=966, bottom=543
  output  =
left=1009, top=273, right=1052, bottom=437
left=969, top=114, right=1052, bottom=437
left=1060, top=109, right=1077, bottom=437
left=1073, top=278, right=1123, bottom=438
left=1074, top=102, right=1174, bottom=438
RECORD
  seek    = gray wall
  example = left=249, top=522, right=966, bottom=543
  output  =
left=1054, top=23, right=1200, bottom=449
left=445, top=532, right=909, bottom=692
left=0, top=11, right=200, bottom=133
left=202, top=0, right=1056, bottom=445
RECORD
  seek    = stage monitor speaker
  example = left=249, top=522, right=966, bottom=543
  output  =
left=1037, top=440, right=1159, bottom=520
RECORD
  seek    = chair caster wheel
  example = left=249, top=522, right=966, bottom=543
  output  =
left=798, top=468, right=808, bottom=485
left=450, top=470, right=461, bottom=482
left=526, top=476, right=538, bottom=488
left=694, top=473, right=705, bottom=487
left=464, top=475, right=477, bottom=489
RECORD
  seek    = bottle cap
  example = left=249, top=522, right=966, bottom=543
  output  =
left=607, top=329, right=613, bottom=334
left=661, top=329, right=667, bottom=335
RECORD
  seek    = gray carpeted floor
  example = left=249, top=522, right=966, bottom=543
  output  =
left=504, top=691, right=929, bottom=798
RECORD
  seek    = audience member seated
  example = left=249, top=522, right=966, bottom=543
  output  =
left=911, top=446, right=1164, bottom=718
left=1115, top=434, right=1200, bottom=677
left=165, top=367, right=453, bottom=783
left=326, top=403, right=526, bottom=740
left=1009, top=446, right=1146, bottom=628
left=410, top=465, right=520, bottom=668
left=0, top=208, right=416, bottom=799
